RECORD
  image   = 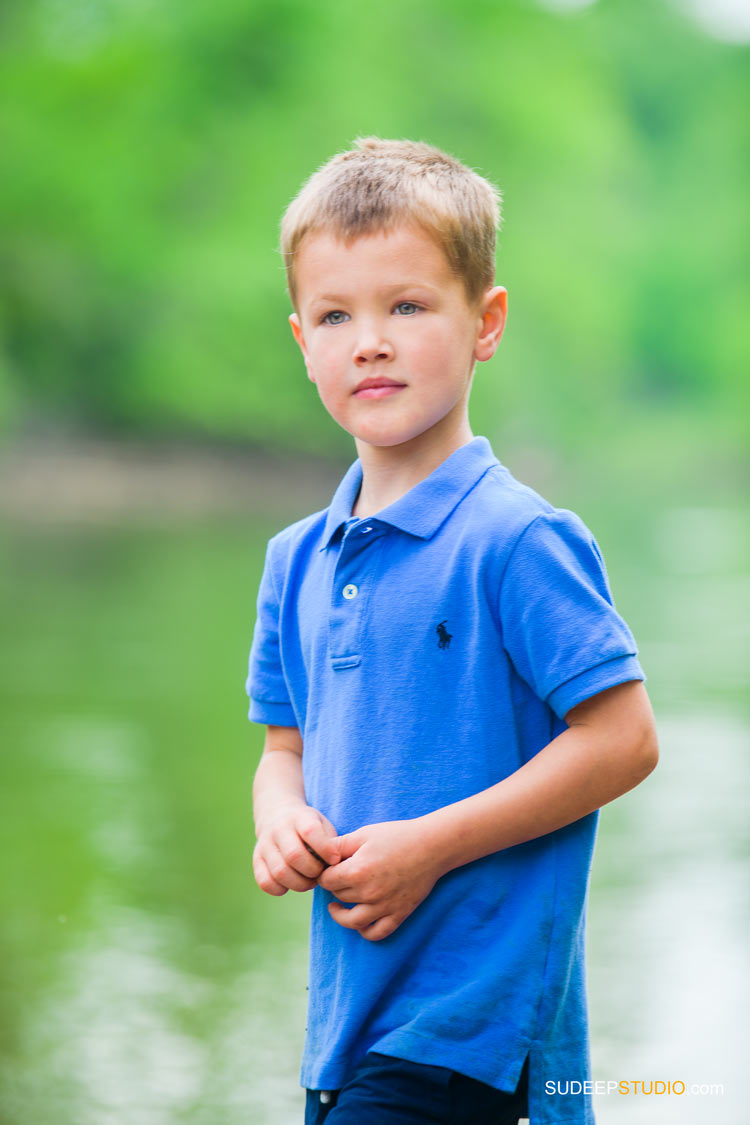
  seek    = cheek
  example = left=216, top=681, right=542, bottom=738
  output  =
left=306, top=350, right=348, bottom=411
left=411, top=325, right=471, bottom=372
left=307, top=335, right=346, bottom=380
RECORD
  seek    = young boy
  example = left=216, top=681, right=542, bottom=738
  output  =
left=247, top=138, right=658, bottom=1125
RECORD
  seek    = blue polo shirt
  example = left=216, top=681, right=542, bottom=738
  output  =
left=247, top=437, right=644, bottom=1125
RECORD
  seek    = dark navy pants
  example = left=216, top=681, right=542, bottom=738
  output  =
left=305, top=1052, right=529, bottom=1124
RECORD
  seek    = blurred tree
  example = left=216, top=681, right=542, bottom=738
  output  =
left=0, top=0, right=746, bottom=462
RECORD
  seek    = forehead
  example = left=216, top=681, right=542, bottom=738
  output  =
left=294, top=224, right=460, bottom=302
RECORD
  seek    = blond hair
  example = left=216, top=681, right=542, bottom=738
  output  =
left=281, top=137, right=502, bottom=307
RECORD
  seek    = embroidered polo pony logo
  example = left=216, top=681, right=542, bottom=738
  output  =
left=436, top=620, right=452, bottom=650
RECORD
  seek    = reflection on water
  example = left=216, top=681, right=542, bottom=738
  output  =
left=50, top=715, right=153, bottom=870
left=3, top=899, right=310, bottom=1124
left=0, top=503, right=745, bottom=1124
left=27, top=908, right=207, bottom=1124
left=589, top=712, right=746, bottom=1124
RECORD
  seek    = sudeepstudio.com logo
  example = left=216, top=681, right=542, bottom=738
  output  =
left=545, top=1079, right=725, bottom=1097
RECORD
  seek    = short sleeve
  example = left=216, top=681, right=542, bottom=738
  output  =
left=246, top=541, right=298, bottom=727
left=499, top=510, right=644, bottom=719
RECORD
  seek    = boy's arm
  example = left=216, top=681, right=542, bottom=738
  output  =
left=253, top=724, right=339, bottom=896
left=319, top=679, right=658, bottom=941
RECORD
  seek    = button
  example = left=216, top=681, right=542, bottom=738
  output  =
left=342, top=583, right=358, bottom=600
left=320, top=1091, right=332, bottom=1104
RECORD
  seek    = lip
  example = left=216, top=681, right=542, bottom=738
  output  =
left=353, top=377, right=406, bottom=399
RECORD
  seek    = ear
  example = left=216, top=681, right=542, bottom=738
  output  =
left=289, top=313, right=316, bottom=383
left=474, top=286, right=507, bottom=363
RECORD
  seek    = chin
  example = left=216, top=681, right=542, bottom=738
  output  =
left=354, top=428, right=422, bottom=449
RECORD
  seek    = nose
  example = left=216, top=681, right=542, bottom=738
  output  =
left=353, top=322, right=394, bottom=366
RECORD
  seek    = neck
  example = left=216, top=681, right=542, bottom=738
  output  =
left=352, top=415, right=474, bottom=518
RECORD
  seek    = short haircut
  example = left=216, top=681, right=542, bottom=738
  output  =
left=281, top=137, right=502, bottom=308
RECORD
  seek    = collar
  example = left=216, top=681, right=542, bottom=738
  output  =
left=319, top=436, right=499, bottom=550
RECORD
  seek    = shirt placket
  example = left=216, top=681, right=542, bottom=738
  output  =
left=328, top=521, right=385, bottom=670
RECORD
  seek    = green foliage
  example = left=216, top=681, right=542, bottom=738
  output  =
left=0, top=0, right=747, bottom=456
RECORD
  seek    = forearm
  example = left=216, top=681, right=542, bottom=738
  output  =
left=420, top=680, right=658, bottom=877
left=253, top=745, right=308, bottom=833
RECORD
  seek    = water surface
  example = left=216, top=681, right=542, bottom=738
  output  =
left=1, top=499, right=745, bottom=1123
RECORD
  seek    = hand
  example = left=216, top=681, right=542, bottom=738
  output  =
left=254, top=802, right=340, bottom=896
left=318, top=819, right=444, bottom=942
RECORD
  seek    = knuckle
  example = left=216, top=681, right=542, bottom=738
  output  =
left=286, top=843, right=306, bottom=866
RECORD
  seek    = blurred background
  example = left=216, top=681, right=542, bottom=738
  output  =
left=0, top=0, right=747, bottom=1122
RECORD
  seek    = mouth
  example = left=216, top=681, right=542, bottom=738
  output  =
left=353, top=377, right=406, bottom=399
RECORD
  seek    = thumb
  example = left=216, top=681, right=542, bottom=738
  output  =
left=331, top=830, right=362, bottom=863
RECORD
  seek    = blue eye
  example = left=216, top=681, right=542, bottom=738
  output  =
left=322, top=310, right=349, bottom=325
left=394, top=302, right=420, bottom=316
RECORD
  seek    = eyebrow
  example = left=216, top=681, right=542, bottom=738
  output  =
left=308, top=282, right=440, bottom=305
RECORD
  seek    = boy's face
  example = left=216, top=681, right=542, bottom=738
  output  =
left=289, top=225, right=506, bottom=454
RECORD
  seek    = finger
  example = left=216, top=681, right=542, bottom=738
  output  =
left=265, top=844, right=319, bottom=892
left=275, top=827, right=326, bottom=880
left=359, top=915, right=400, bottom=943
left=318, top=876, right=359, bottom=902
left=317, top=854, right=363, bottom=893
left=273, top=865, right=318, bottom=893
left=317, top=865, right=349, bottom=893
left=299, top=817, right=341, bottom=868
left=328, top=901, right=380, bottom=932
left=253, top=853, right=289, bottom=897
left=303, top=840, right=328, bottom=866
